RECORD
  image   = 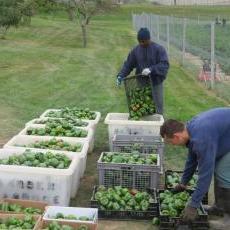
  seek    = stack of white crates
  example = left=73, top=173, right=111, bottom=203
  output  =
left=1, top=108, right=101, bottom=206
left=104, top=112, right=165, bottom=178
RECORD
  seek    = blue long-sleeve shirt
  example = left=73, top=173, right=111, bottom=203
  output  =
left=181, top=107, right=230, bottom=208
left=118, top=42, right=169, bottom=85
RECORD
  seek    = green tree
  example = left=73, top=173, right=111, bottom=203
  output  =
left=18, top=0, right=37, bottom=25
left=62, top=0, right=116, bottom=47
left=0, top=0, right=21, bottom=39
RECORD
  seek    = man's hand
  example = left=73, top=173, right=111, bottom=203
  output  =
left=182, top=205, right=198, bottom=222
left=116, top=75, right=122, bottom=86
left=172, top=183, right=186, bottom=193
left=142, top=68, right=151, bottom=76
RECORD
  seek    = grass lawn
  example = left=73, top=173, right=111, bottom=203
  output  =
left=0, top=4, right=228, bottom=229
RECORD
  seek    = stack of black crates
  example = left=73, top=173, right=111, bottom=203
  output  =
left=90, top=75, right=165, bottom=220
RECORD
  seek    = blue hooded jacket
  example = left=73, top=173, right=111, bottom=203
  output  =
left=181, top=107, right=230, bottom=208
left=118, top=42, right=169, bottom=85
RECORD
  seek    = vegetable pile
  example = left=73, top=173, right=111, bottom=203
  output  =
left=42, top=221, right=89, bottom=230
left=18, top=138, right=82, bottom=152
left=166, top=172, right=198, bottom=189
left=26, top=121, right=88, bottom=137
left=128, top=87, right=155, bottom=120
left=0, top=202, right=42, bottom=214
left=94, top=186, right=155, bottom=211
left=0, top=215, right=36, bottom=229
left=159, top=190, right=190, bottom=217
left=34, top=118, right=88, bottom=127
left=0, top=150, right=71, bottom=169
left=45, top=108, right=96, bottom=120
left=101, top=152, right=157, bottom=165
left=51, top=213, right=93, bottom=221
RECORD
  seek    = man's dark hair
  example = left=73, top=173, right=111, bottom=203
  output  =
left=160, top=119, right=185, bottom=138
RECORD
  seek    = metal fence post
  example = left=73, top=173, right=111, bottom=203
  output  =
left=167, top=16, right=170, bottom=55
left=157, top=15, right=160, bottom=42
left=210, top=22, right=215, bottom=89
left=182, top=18, right=187, bottom=66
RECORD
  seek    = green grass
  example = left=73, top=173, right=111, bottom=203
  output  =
left=0, top=4, right=228, bottom=229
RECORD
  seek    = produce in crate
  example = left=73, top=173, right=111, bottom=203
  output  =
left=0, top=202, right=42, bottom=214
left=128, top=86, right=155, bottom=120
left=166, top=172, right=198, bottom=189
left=101, top=152, right=157, bottom=165
left=94, top=185, right=155, bottom=211
left=34, top=118, right=89, bottom=127
left=26, top=122, right=87, bottom=137
left=52, top=213, right=93, bottom=221
left=45, top=108, right=96, bottom=120
left=17, top=138, right=82, bottom=152
left=0, top=150, right=71, bottom=169
left=0, top=215, right=36, bottom=229
left=42, top=221, right=89, bottom=230
left=159, top=190, right=191, bottom=217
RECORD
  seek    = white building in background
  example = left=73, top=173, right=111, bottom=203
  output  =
left=152, top=0, right=230, bottom=5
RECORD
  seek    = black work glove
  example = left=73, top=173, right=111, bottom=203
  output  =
left=172, top=183, right=186, bottom=193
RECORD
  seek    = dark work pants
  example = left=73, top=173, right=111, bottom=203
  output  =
left=152, top=83, right=164, bottom=115
left=214, top=152, right=230, bottom=213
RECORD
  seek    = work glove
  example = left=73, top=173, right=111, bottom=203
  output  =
left=116, top=75, right=123, bottom=86
left=142, top=68, right=151, bottom=76
left=172, top=183, right=186, bottom=193
left=182, top=205, right=198, bottom=222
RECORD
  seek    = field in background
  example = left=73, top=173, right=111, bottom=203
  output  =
left=0, top=3, right=228, bottom=229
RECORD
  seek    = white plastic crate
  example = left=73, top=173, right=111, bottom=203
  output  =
left=43, top=206, right=98, bottom=224
left=25, top=117, right=92, bottom=129
left=18, top=124, right=95, bottom=153
left=3, top=135, right=88, bottom=197
left=0, top=148, right=79, bottom=206
left=40, top=109, right=101, bottom=127
left=104, top=113, right=164, bottom=150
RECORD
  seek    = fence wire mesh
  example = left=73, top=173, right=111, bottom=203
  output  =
left=133, top=13, right=230, bottom=103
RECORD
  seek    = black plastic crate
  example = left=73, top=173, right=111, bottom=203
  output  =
left=90, top=186, right=159, bottom=220
left=123, top=74, right=156, bottom=119
left=165, top=170, right=208, bottom=205
left=157, top=189, right=209, bottom=230
left=98, top=152, right=162, bottom=190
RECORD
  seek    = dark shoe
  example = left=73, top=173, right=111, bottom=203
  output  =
left=204, top=204, right=224, bottom=216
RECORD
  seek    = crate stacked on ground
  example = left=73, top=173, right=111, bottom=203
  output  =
left=165, top=170, right=208, bottom=205
left=90, top=185, right=158, bottom=220
left=104, top=112, right=164, bottom=151
left=38, top=206, right=98, bottom=230
left=98, top=151, right=161, bottom=190
left=0, top=213, right=41, bottom=230
left=157, top=189, right=209, bottom=230
left=112, top=134, right=164, bottom=173
left=0, top=198, right=47, bottom=215
left=123, top=74, right=156, bottom=120
left=0, top=148, right=79, bottom=206
left=39, top=107, right=101, bottom=153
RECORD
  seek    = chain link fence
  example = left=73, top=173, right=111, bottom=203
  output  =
left=133, top=13, right=230, bottom=102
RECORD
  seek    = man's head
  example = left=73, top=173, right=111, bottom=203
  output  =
left=160, top=119, right=189, bottom=146
left=137, top=28, right=151, bottom=47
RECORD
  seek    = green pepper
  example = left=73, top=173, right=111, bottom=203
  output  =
left=100, top=197, right=109, bottom=206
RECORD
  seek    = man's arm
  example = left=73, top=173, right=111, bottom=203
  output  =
left=149, top=46, right=169, bottom=77
left=181, top=150, right=198, bottom=186
left=118, top=49, right=136, bottom=78
left=189, top=138, right=217, bottom=208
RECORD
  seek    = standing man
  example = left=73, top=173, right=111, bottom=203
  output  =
left=116, top=27, right=169, bottom=115
left=160, top=107, right=230, bottom=227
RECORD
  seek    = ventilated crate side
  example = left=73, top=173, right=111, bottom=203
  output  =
left=97, top=152, right=161, bottom=190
